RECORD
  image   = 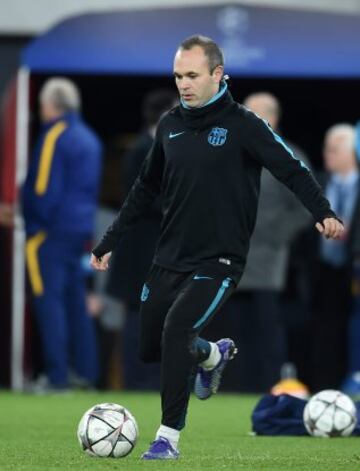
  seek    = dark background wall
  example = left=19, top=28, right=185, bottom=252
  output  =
left=30, top=74, right=360, bottom=206
left=39, top=74, right=360, bottom=170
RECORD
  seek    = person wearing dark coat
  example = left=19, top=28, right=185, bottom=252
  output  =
left=204, top=92, right=312, bottom=393
left=106, top=89, right=177, bottom=389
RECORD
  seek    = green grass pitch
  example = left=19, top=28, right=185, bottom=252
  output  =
left=1, top=391, right=360, bottom=470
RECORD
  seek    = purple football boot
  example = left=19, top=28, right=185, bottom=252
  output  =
left=141, top=437, right=180, bottom=460
left=195, top=338, right=237, bottom=400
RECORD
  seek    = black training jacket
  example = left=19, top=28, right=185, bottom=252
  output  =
left=93, top=86, right=335, bottom=276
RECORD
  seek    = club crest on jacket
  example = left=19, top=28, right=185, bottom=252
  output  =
left=208, top=127, right=228, bottom=147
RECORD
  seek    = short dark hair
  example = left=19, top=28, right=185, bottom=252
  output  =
left=178, top=35, right=224, bottom=73
left=142, top=89, right=178, bottom=127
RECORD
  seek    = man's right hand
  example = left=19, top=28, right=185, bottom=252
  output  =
left=90, top=252, right=112, bottom=271
left=315, top=217, right=344, bottom=240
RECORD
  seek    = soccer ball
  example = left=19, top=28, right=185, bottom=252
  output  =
left=77, top=402, right=138, bottom=457
left=303, top=390, right=357, bottom=437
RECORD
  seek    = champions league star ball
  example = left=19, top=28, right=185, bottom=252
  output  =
left=77, top=403, right=138, bottom=457
left=303, top=390, right=357, bottom=437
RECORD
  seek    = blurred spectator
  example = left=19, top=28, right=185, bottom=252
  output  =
left=22, top=78, right=102, bottom=391
left=206, top=92, right=311, bottom=392
left=105, top=89, right=178, bottom=389
left=356, top=121, right=360, bottom=161
left=311, top=124, right=360, bottom=391
left=343, top=121, right=360, bottom=395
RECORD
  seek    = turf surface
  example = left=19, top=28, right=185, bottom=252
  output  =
left=0, top=391, right=360, bottom=470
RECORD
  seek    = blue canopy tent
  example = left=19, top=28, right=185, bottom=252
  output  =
left=7, top=3, right=360, bottom=390
left=22, top=5, right=360, bottom=77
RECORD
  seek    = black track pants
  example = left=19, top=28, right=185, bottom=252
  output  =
left=139, top=264, right=237, bottom=430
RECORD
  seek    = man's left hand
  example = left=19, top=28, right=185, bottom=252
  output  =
left=315, top=218, right=344, bottom=239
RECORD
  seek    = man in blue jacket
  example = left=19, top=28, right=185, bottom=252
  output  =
left=23, top=78, right=102, bottom=391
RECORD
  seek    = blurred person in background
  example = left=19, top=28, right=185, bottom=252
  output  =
left=91, top=35, right=343, bottom=460
left=311, top=124, right=360, bottom=392
left=216, top=92, right=312, bottom=393
left=22, top=78, right=102, bottom=392
left=343, top=122, right=360, bottom=395
left=105, top=88, right=178, bottom=390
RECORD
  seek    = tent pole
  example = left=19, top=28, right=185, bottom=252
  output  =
left=11, top=67, right=29, bottom=391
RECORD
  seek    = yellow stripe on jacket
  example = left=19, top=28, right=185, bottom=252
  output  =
left=26, top=231, right=47, bottom=296
left=35, top=121, right=67, bottom=195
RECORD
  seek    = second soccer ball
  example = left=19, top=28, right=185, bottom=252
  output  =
left=303, top=390, right=357, bottom=437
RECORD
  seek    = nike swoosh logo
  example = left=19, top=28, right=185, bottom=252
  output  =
left=193, top=275, right=214, bottom=280
left=169, top=131, right=185, bottom=139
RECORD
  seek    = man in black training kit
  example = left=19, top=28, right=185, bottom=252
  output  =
left=91, top=35, right=343, bottom=459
